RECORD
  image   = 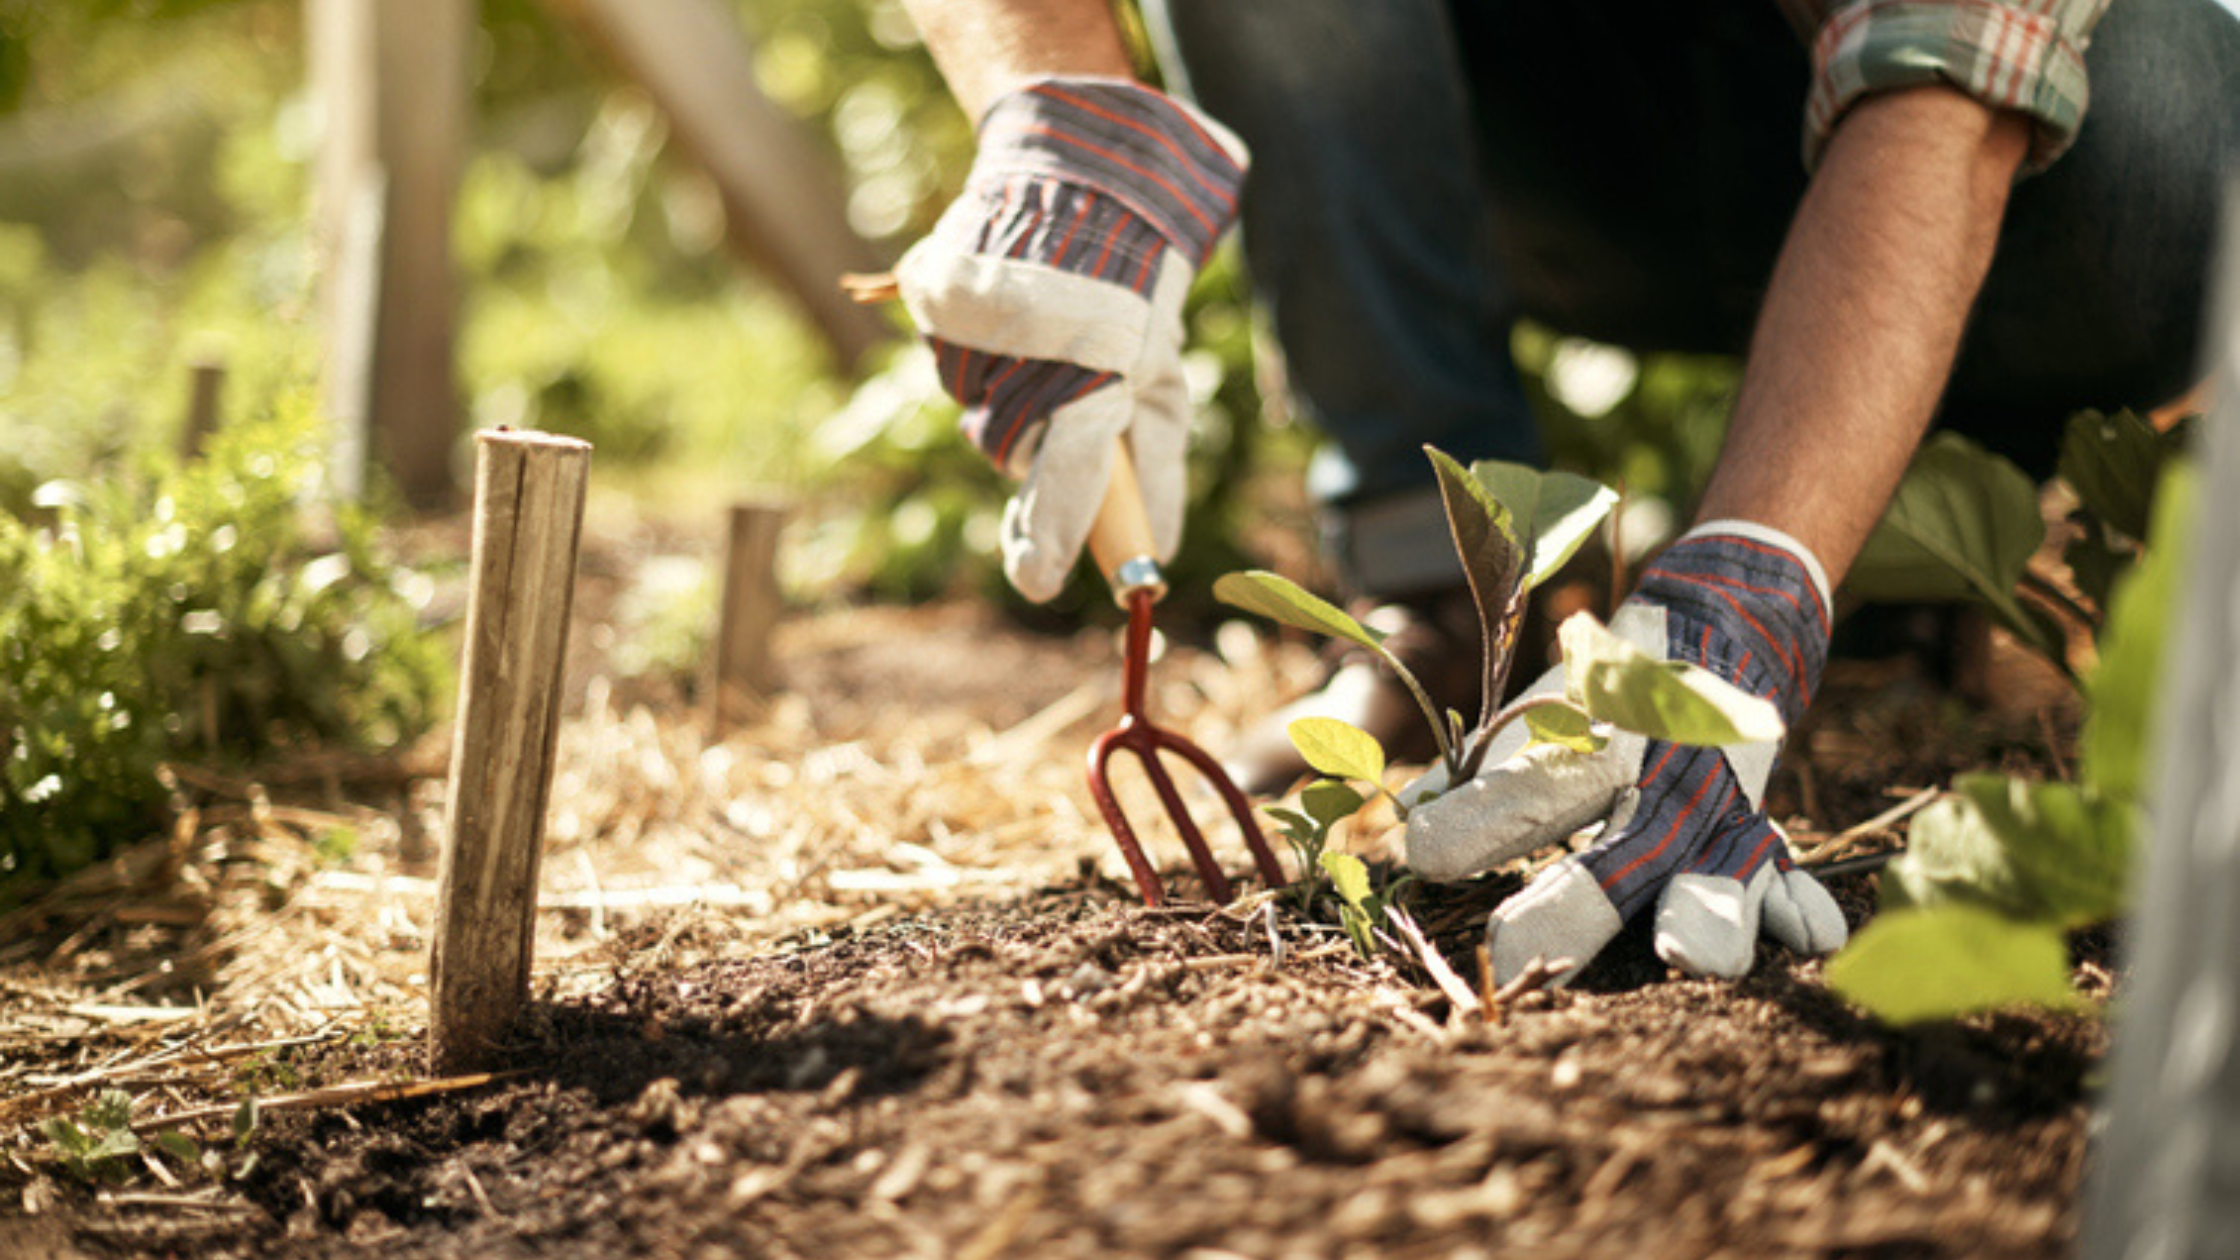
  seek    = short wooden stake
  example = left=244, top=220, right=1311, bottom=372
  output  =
left=429, top=429, right=592, bottom=1073
left=180, top=357, right=226, bottom=459
left=708, top=499, right=788, bottom=732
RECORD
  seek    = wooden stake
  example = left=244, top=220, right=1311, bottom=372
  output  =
left=709, top=500, right=788, bottom=732
left=429, top=430, right=592, bottom=1073
left=179, top=357, right=225, bottom=459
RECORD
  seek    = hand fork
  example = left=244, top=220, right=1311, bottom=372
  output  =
left=836, top=271, right=1282, bottom=904
left=1084, top=444, right=1285, bottom=906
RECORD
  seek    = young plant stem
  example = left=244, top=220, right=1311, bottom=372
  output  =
left=1457, top=694, right=1595, bottom=780
left=1375, top=644, right=1459, bottom=775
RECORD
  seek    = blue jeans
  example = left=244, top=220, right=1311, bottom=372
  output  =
left=1143, top=0, right=2240, bottom=598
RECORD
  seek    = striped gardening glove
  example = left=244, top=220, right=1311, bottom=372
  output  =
left=1402, top=523, right=1850, bottom=985
left=893, top=77, right=1248, bottom=602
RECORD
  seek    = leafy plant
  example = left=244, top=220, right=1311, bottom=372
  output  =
left=1827, top=447, right=2196, bottom=1024
left=40, top=1090, right=145, bottom=1184
left=39, top=1088, right=256, bottom=1184
left=0, top=404, right=449, bottom=894
left=1320, top=850, right=1414, bottom=961
left=1216, top=447, right=1780, bottom=796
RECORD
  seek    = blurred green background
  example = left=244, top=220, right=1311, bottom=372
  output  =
left=0, top=0, right=1728, bottom=609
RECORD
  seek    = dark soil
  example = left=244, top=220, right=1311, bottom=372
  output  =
left=1, top=597, right=2106, bottom=1260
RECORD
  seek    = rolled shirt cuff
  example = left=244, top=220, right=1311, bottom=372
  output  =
left=1802, top=0, right=2109, bottom=176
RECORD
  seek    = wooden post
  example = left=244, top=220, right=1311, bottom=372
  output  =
left=708, top=500, right=789, bottom=731
left=533, top=0, right=893, bottom=371
left=429, top=429, right=592, bottom=1073
left=179, top=357, right=226, bottom=459
left=2079, top=177, right=2240, bottom=1260
left=307, top=0, right=470, bottom=509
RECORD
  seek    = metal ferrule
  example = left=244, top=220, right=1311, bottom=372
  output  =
left=1109, top=556, right=1167, bottom=606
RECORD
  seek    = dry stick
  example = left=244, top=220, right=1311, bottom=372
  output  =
left=429, top=430, right=592, bottom=1074
left=148, top=1071, right=524, bottom=1131
left=708, top=500, right=789, bottom=734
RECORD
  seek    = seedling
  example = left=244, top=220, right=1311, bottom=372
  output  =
left=1216, top=447, right=1781, bottom=804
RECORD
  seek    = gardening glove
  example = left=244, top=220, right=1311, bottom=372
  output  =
left=1401, top=522, right=1850, bottom=985
left=893, top=77, right=1248, bottom=602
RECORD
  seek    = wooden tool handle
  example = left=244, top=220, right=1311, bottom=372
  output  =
left=1088, top=441, right=1166, bottom=603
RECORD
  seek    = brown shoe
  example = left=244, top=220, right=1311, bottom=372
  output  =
left=1224, top=587, right=1484, bottom=798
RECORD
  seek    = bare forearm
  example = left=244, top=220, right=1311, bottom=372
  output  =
left=900, top=0, right=1135, bottom=121
left=1697, top=87, right=2031, bottom=580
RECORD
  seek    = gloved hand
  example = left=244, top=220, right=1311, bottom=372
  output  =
left=893, top=77, right=1248, bottom=602
left=1401, top=522, right=1851, bottom=985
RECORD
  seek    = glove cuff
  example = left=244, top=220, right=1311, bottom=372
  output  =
left=1632, top=522, right=1833, bottom=730
left=974, top=78, right=1247, bottom=265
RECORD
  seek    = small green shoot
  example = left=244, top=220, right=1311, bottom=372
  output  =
left=1217, top=447, right=1779, bottom=797
left=1319, top=851, right=1415, bottom=961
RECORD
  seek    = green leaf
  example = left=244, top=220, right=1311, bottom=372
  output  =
left=2059, top=408, right=2166, bottom=542
left=1214, top=571, right=1385, bottom=653
left=85, top=1089, right=134, bottom=1132
left=1521, top=701, right=1606, bottom=755
left=1958, top=774, right=2134, bottom=928
left=2081, top=459, right=2194, bottom=804
left=1319, top=851, right=1373, bottom=910
left=1286, top=717, right=1387, bottom=786
left=1429, top=448, right=1522, bottom=726
left=41, top=1117, right=91, bottom=1158
left=1301, top=779, right=1368, bottom=830
left=231, top=1098, right=259, bottom=1143
left=1881, top=793, right=2034, bottom=916
left=1826, top=905, right=2081, bottom=1025
left=1556, top=613, right=1783, bottom=746
left=1261, top=807, right=1318, bottom=846
left=1846, top=434, right=2059, bottom=658
left=153, top=1132, right=201, bottom=1164
left=1466, top=458, right=1620, bottom=588
left=1883, top=775, right=2135, bottom=928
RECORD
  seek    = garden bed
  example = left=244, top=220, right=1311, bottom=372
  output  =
left=0, top=550, right=2103, bottom=1259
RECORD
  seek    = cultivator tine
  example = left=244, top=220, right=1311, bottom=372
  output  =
left=1084, top=589, right=1286, bottom=907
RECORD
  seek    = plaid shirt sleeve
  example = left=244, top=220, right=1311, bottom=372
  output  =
left=1781, top=0, right=2114, bottom=175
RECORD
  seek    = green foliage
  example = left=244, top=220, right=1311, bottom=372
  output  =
left=1847, top=433, right=2064, bottom=665
left=1286, top=716, right=1386, bottom=785
left=39, top=1086, right=239, bottom=1185
left=0, top=406, right=448, bottom=893
left=41, top=1090, right=144, bottom=1183
left=1318, top=851, right=1415, bottom=962
left=1830, top=447, right=2196, bottom=1024
left=1824, top=905, right=2082, bottom=1026
left=1221, top=449, right=1774, bottom=787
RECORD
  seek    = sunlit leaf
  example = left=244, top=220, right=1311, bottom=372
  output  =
left=1287, top=717, right=1387, bottom=785
left=1846, top=434, right=2058, bottom=658
left=1429, top=447, right=1520, bottom=723
left=1557, top=613, right=1783, bottom=746
left=1826, top=905, right=2081, bottom=1025
left=1883, top=774, right=2135, bottom=928
left=153, top=1132, right=201, bottom=1164
left=2082, top=460, right=2193, bottom=803
left=1521, top=701, right=1606, bottom=755
left=1958, top=775, right=2134, bottom=928
left=1467, top=458, right=1620, bottom=588
left=1301, top=779, right=1368, bottom=830
left=1319, top=851, right=1373, bottom=909
left=1214, top=571, right=1384, bottom=652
